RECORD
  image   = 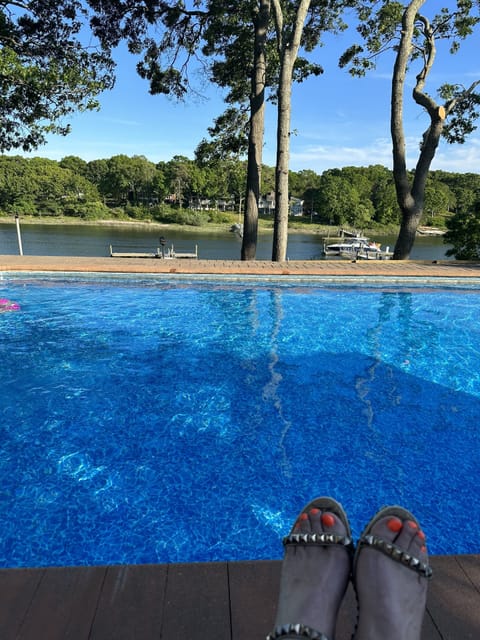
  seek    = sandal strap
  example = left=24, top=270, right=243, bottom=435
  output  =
left=283, top=532, right=353, bottom=551
left=359, top=534, right=433, bottom=578
left=266, top=623, right=330, bottom=639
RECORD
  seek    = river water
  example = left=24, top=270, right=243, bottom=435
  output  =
left=0, top=221, right=452, bottom=261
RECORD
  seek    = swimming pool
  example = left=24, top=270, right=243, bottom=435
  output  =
left=1, top=273, right=479, bottom=567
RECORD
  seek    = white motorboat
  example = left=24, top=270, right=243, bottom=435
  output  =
left=323, top=236, right=392, bottom=260
left=323, top=236, right=369, bottom=256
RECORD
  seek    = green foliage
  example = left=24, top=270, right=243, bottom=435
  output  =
left=208, top=210, right=235, bottom=224
left=0, top=155, right=101, bottom=215
left=159, top=208, right=210, bottom=227
left=88, top=0, right=210, bottom=99
left=1, top=1, right=114, bottom=151
left=63, top=201, right=110, bottom=219
left=2, top=154, right=480, bottom=235
left=439, top=83, right=480, bottom=143
left=445, top=209, right=480, bottom=260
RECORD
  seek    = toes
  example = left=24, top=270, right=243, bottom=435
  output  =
left=396, top=519, right=428, bottom=559
left=369, top=515, right=403, bottom=543
left=292, top=508, right=347, bottom=535
left=294, top=511, right=312, bottom=533
left=321, top=510, right=347, bottom=536
left=369, top=514, right=428, bottom=560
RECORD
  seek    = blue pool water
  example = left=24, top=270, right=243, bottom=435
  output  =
left=1, top=274, right=480, bottom=568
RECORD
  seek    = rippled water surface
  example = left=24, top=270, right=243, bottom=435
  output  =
left=1, top=275, right=479, bottom=567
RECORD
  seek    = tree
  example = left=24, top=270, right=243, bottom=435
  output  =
left=270, top=0, right=351, bottom=261
left=163, top=155, right=206, bottom=207
left=88, top=1, right=349, bottom=261
left=423, top=178, right=455, bottom=225
left=59, top=156, right=89, bottom=178
left=0, top=155, right=101, bottom=215
left=200, top=0, right=274, bottom=260
left=444, top=209, right=480, bottom=260
left=341, top=0, right=480, bottom=259
left=315, top=170, right=360, bottom=226
left=99, top=155, right=158, bottom=206
left=1, top=0, right=113, bottom=151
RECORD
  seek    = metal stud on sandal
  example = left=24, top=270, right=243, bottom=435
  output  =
left=266, top=622, right=330, bottom=639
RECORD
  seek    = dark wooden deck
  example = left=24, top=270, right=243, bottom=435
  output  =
left=1, top=555, right=479, bottom=639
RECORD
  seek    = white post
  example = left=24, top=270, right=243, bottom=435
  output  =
left=15, top=214, right=23, bottom=256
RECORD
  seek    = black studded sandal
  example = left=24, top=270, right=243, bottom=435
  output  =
left=267, top=622, right=330, bottom=639
left=266, top=497, right=354, bottom=640
left=352, top=505, right=432, bottom=639
left=282, top=496, right=355, bottom=554
left=353, top=505, right=433, bottom=580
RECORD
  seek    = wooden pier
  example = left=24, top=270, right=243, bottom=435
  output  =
left=109, top=244, right=198, bottom=259
left=1, top=555, right=479, bottom=639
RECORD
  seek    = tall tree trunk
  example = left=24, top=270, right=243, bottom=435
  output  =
left=272, top=51, right=293, bottom=262
left=391, top=0, right=447, bottom=259
left=241, top=0, right=270, bottom=261
left=271, top=0, right=311, bottom=262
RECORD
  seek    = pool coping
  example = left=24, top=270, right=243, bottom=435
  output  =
left=2, top=254, right=480, bottom=279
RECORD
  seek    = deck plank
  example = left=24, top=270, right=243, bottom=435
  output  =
left=0, top=567, right=43, bottom=638
left=90, top=564, right=167, bottom=639
left=426, top=555, right=480, bottom=639
left=161, top=562, right=231, bottom=639
left=0, top=556, right=479, bottom=639
left=15, top=566, right=106, bottom=640
left=229, top=560, right=280, bottom=640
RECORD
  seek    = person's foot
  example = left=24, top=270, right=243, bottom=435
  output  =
left=270, top=497, right=353, bottom=640
left=354, top=507, right=432, bottom=640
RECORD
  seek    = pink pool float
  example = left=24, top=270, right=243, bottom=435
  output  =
left=0, top=298, right=20, bottom=312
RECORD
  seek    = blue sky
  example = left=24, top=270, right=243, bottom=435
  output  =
left=17, top=7, right=480, bottom=175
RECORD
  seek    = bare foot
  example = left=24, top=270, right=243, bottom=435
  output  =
left=354, top=507, right=432, bottom=640
left=269, top=497, right=353, bottom=640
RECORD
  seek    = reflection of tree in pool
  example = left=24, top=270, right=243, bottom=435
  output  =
left=357, top=291, right=442, bottom=432
left=259, top=289, right=293, bottom=477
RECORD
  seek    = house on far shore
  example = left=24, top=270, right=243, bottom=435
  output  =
left=259, top=192, right=275, bottom=215
left=290, top=197, right=304, bottom=216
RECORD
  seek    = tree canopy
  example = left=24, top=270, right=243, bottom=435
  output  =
left=0, top=0, right=114, bottom=152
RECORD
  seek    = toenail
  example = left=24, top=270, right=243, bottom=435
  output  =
left=299, top=513, right=309, bottom=521
left=407, top=520, right=418, bottom=530
left=321, top=513, right=335, bottom=528
left=310, top=508, right=320, bottom=515
left=421, top=545, right=427, bottom=553
left=387, top=517, right=403, bottom=532
left=417, top=529, right=426, bottom=541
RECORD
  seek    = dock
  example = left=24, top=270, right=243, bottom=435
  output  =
left=109, top=244, right=198, bottom=259
left=1, top=555, right=479, bottom=639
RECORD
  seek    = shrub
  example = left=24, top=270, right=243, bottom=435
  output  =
left=208, top=210, right=236, bottom=224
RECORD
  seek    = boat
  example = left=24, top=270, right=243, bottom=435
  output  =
left=323, top=236, right=392, bottom=260
left=322, top=235, right=369, bottom=257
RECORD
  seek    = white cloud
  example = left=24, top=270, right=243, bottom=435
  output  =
left=289, top=131, right=480, bottom=174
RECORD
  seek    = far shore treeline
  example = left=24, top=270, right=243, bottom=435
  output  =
left=1, top=154, right=480, bottom=233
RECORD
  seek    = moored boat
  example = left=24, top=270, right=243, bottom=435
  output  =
left=323, top=236, right=392, bottom=260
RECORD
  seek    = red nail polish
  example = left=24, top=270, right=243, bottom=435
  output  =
left=321, top=513, right=335, bottom=528
left=417, top=529, right=426, bottom=541
left=387, top=517, right=403, bottom=532
left=407, top=520, right=418, bottom=530
left=310, top=508, right=320, bottom=515
left=299, top=513, right=308, bottom=521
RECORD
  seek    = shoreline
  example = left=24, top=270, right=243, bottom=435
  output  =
left=0, top=215, right=399, bottom=237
